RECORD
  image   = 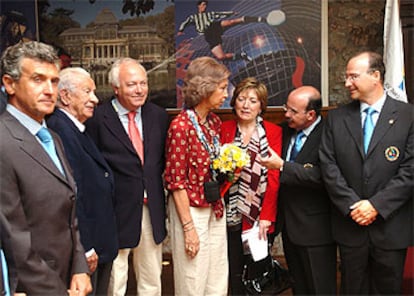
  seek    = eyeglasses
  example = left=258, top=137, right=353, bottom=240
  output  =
left=282, top=104, right=307, bottom=115
left=343, top=70, right=376, bottom=83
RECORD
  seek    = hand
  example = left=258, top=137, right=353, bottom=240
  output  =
left=258, top=220, right=271, bottom=240
left=177, top=31, right=184, bottom=36
left=259, top=147, right=284, bottom=170
left=184, top=227, right=200, bottom=259
left=68, top=273, right=92, bottom=296
left=86, top=250, right=99, bottom=273
left=350, top=200, right=378, bottom=226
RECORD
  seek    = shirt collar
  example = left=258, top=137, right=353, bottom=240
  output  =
left=6, top=104, right=45, bottom=135
left=112, top=98, right=142, bottom=117
left=301, top=115, right=321, bottom=137
left=59, top=108, right=85, bottom=132
left=360, top=92, right=387, bottom=114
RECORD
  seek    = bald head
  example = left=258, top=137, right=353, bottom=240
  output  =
left=285, top=86, right=321, bottom=131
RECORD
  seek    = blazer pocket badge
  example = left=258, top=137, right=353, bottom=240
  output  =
left=385, top=146, right=399, bottom=162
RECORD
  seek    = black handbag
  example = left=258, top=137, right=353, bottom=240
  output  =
left=242, top=254, right=293, bottom=295
left=203, top=180, right=221, bottom=203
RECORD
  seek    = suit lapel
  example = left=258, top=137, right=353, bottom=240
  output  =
left=3, top=112, right=72, bottom=187
left=367, top=97, right=397, bottom=156
left=298, top=121, right=323, bottom=158
left=102, top=101, right=136, bottom=155
left=343, top=102, right=365, bottom=158
left=52, top=131, right=76, bottom=189
left=54, top=109, right=110, bottom=171
left=141, top=103, right=152, bottom=159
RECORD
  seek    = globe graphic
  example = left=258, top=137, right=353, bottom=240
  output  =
left=175, top=0, right=321, bottom=107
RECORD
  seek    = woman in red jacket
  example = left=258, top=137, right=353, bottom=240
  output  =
left=220, top=77, right=282, bottom=295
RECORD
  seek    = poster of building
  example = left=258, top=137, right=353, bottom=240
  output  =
left=39, top=0, right=175, bottom=107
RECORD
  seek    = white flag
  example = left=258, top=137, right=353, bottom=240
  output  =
left=383, top=0, right=407, bottom=102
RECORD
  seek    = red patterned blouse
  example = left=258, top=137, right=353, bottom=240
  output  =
left=164, top=109, right=222, bottom=207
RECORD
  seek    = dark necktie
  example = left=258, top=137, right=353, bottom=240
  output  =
left=290, top=131, right=305, bottom=162
left=36, top=127, right=64, bottom=175
left=363, top=107, right=376, bottom=154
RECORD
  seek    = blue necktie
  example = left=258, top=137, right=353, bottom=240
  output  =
left=290, top=131, right=305, bottom=162
left=1, top=249, right=11, bottom=296
left=37, top=127, right=64, bottom=175
left=363, top=107, right=376, bottom=154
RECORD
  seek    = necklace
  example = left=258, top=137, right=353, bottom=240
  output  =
left=193, top=107, right=208, bottom=125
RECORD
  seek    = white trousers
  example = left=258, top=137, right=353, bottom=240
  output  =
left=168, top=199, right=228, bottom=296
left=108, top=205, right=162, bottom=296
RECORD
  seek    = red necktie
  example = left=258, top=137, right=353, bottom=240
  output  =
left=127, top=111, right=144, bottom=163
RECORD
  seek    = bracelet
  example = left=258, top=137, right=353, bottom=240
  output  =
left=183, top=226, right=194, bottom=232
left=182, top=220, right=193, bottom=228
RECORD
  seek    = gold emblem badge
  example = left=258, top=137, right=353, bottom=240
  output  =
left=385, top=146, right=399, bottom=162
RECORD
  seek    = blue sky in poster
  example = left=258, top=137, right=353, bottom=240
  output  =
left=48, top=0, right=174, bottom=27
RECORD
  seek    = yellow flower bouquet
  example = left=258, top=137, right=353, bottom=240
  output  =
left=212, top=143, right=250, bottom=197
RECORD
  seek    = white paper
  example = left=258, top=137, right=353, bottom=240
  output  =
left=241, top=223, right=268, bottom=261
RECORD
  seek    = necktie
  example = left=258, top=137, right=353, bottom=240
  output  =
left=363, top=107, right=376, bottom=154
left=1, top=249, right=11, bottom=296
left=127, top=111, right=144, bottom=163
left=37, top=127, right=65, bottom=175
left=290, top=130, right=305, bottom=162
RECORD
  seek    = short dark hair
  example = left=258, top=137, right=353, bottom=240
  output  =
left=306, top=95, right=322, bottom=116
left=197, top=1, right=208, bottom=6
left=350, top=51, right=385, bottom=83
left=230, top=77, right=268, bottom=114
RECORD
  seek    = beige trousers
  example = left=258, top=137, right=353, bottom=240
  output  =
left=169, top=199, right=228, bottom=296
left=108, top=205, right=162, bottom=296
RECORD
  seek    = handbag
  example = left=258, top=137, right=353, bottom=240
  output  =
left=203, top=180, right=221, bottom=203
left=242, top=253, right=293, bottom=295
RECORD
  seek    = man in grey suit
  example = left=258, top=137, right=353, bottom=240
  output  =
left=320, top=51, right=413, bottom=294
left=260, top=86, right=337, bottom=295
left=0, top=41, right=91, bottom=295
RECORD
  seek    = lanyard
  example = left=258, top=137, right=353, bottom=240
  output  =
left=186, top=109, right=220, bottom=180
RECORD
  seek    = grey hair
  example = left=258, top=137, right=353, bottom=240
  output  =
left=182, top=56, right=230, bottom=108
left=1, top=41, right=59, bottom=81
left=108, top=57, right=147, bottom=88
left=58, top=67, right=91, bottom=93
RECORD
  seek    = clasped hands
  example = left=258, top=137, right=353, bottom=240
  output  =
left=349, top=200, right=378, bottom=226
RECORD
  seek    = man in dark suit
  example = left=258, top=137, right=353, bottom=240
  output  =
left=46, top=67, right=118, bottom=295
left=86, top=58, right=169, bottom=295
left=320, top=51, right=413, bottom=294
left=260, top=86, right=337, bottom=295
left=0, top=41, right=91, bottom=295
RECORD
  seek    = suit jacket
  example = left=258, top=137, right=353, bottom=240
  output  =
left=277, top=120, right=334, bottom=246
left=0, top=111, right=89, bottom=294
left=220, top=119, right=282, bottom=231
left=47, top=109, right=118, bottom=264
left=320, top=97, right=414, bottom=249
left=85, top=99, right=168, bottom=248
